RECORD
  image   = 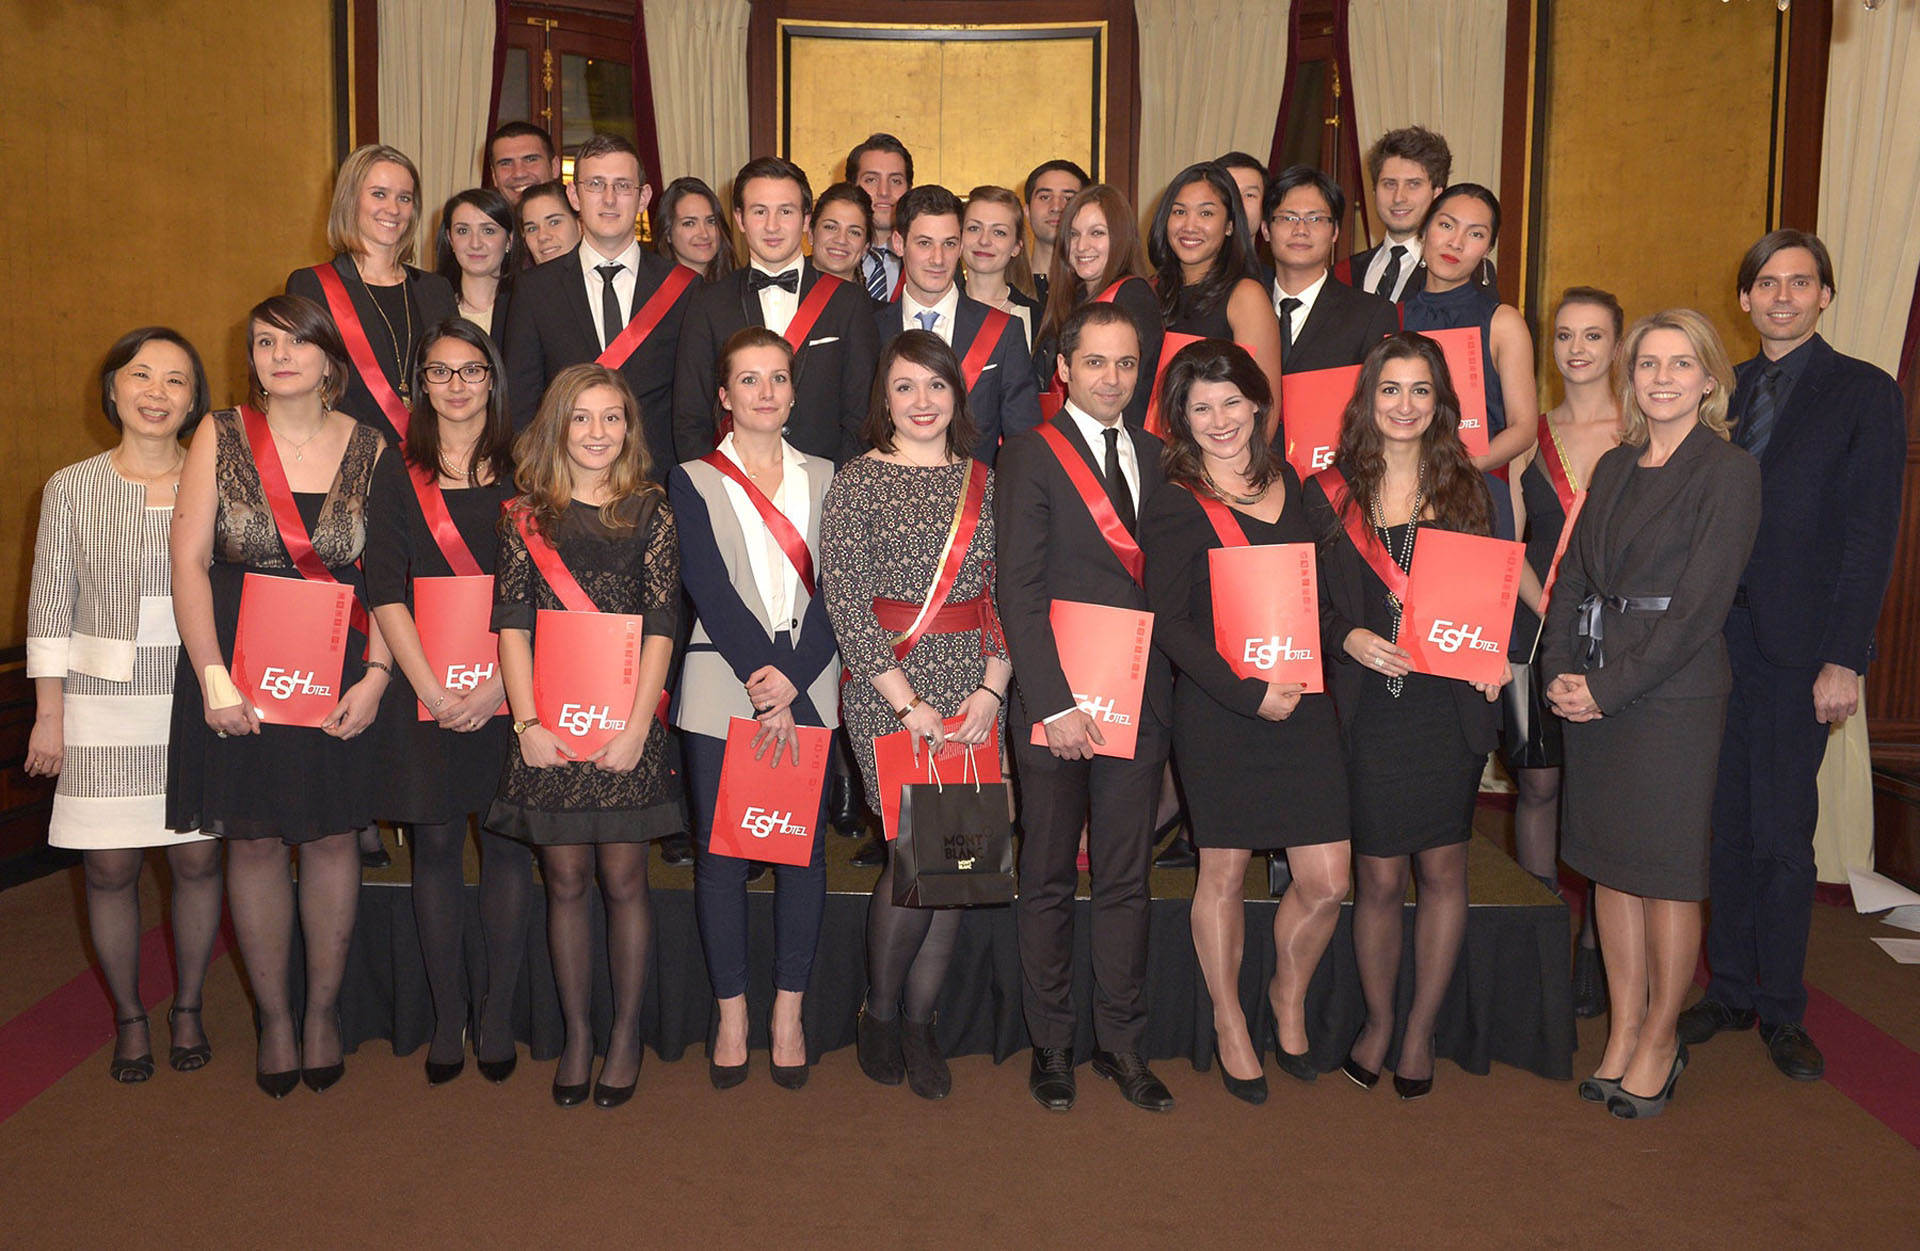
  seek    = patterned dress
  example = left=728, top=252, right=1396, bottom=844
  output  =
left=484, top=494, right=685, bottom=845
left=166, top=410, right=386, bottom=843
left=819, top=457, right=1008, bottom=799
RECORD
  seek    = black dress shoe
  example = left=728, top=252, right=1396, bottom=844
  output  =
left=900, top=1017, right=951, bottom=1100
left=1675, top=998, right=1756, bottom=1046
left=1393, top=1071, right=1433, bottom=1100
left=856, top=1003, right=904, bottom=1086
left=593, top=1079, right=636, bottom=1108
left=552, top=1079, right=589, bottom=1108
left=477, top=1050, right=518, bottom=1084
left=167, top=1005, right=212, bottom=1073
left=1213, top=1045, right=1267, bottom=1105
left=657, top=834, right=693, bottom=867
left=256, top=1068, right=300, bottom=1099
left=1091, top=1049, right=1173, bottom=1112
left=770, top=1058, right=810, bottom=1090
left=1572, top=944, right=1609, bottom=1019
left=1029, top=1046, right=1076, bottom=1111
left=1272, top=1044, right=1317, bottom=1084
left=1152, top=830, right=1197, bottom=869
left=1759, top=1021, right=1825, bottom=1081
left=1341, top=1051, right=1380, bottom=1090
left=848, top=836, right=887, bottom=868
left=425, top=1056, right=465, bottom=1086
left=109, top=1014, right=155, bottom=1084
left=710, top=1057, right=748, bottom=1090
left=300, top=1061, right=345, bottom=1094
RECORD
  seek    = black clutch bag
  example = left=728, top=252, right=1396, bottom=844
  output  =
left=1500, top=658, right=1563, bottom=771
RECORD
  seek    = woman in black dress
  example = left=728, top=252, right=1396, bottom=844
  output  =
left=1303, top=333, right=1506, bottom=1100
left=434, top=188, right=518, bottom=350
left=1146, top=163, right=1284, bottom=437
left=365, top=319, right=525, bottom=1085
left=1032, top=184, right=1164, bottom=429
left=168, top=296, right=391, bottom=1097
left=1543, top=310, right=1760, bottom=1118
left=488, top=364, right=682, bottom=1109
left=654, top=176, right=739, bottom=283
left=1140, top=341, right=1349, bottom=1104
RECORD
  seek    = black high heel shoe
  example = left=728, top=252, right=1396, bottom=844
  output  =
left=252, top=1011, right=298, bottom=1099
left=1393, top=1036, right=1436, bottom=1100
left=300, top=1009, right=345, bottom=1094
left=110, top=1014, right=155, bottom=1084
left=552, top=1078, right=590, bottom=1108
left=1341, top=1051, right=1380, bottom=1090
left=167, top=1005, right=212, bottom=1073
left=1213, top=1044, right=1268, bottom=1105
left=709, top=1011, right=748, bottom=1091
left=474, top=997, right=518, bottom=1084
left=593, top=1048, right=642, bottom=1108
left=1607, top=1043, right=1687, bottom=1120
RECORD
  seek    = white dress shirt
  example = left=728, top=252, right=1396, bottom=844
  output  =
left=714, top=432, right=809, bottom=634
left=579, top=239, right=643, bottom=349
left=750, top=257, right=805, bottom=337
left=1272, top=269, right=1330, bottom=343
left=1362, top=235, right=1422, bottom=302
left=901, top=284, right=961, bottom=344
left=1062, top=400, right=1140, bottom=506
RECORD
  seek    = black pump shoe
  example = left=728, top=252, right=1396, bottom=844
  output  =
left=256, top=1068, right=300, bottom=1099
left=1213, top=1044, right=1268, bottom=1105
left=301, top=1061, right=345, bottom=1094
left=477, top=1051, right=518, bottom=1084
left=426, top=1056, right=465, bottom=1086
left=1342, top=1051, right=1380, bottom=1090
left=552, top=1079, right=589, bottom=1108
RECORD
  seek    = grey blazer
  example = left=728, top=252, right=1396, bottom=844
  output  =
left=27, top=452, right=164, bottom=683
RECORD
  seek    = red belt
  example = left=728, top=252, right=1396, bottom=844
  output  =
left=871, top=592, right=1004, bottom=658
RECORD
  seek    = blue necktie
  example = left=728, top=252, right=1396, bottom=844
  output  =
left=1739, top=365, right=1784, bottom=460
left=915, top=309, right=939, bottom=333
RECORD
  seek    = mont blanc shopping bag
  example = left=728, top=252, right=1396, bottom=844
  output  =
left=892, top=747, right=1015, bottom=908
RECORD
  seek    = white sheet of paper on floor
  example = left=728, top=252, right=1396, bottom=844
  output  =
left=1845, top=866, right=1920, bottom=915
left=1869, top=937, right=1920, bottom=964
left=1878, top=908, right=1920, bottom=934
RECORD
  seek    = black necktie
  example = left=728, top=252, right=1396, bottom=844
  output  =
left=1374, top=244, right=1407, bottom=299
left=1102, top=427, right=1136, bottom=533
left=1739, top=364, right=1784, bottom=460
left=595, top=263, right=624, bottom=347
left=1278, top=297, right=1303, bottom=358
left=751, top=268, right=800, bottom=293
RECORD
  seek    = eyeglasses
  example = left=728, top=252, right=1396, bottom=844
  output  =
left=578, top=177, right=640, bottom=197
left=1271, top=213, right=1336, bottom=229
left=421, top=362, right=493, bottom=384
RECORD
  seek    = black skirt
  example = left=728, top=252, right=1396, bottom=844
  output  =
left=1346, top=670, right=1479, bottom=858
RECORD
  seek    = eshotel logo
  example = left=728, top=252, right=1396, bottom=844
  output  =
left=1073, top=693, right=1132, bottom=725
left=556, top=703, right=627, bottom=736
left=741, top=807, right=808, bottom=839
left=1243, top=636, right=1314, bottom=668
left=259, top=668, right=333, bottom=700
left=444, top=662, right=495, bottom=690
left=1427, top=619, right=1500, bottom=654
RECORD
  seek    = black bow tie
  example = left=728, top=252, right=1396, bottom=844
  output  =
left=751, top=269, right=800, bottom=293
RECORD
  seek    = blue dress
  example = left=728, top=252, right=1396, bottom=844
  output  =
left=1403, top=281, right=1517, bottom=540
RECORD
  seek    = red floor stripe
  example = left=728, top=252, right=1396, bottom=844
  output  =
left=1803, top=983, right=1920, bottom=1150
left=0, top=922, right=228, bottom=1124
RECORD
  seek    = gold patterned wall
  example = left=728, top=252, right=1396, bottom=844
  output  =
left=0, top=0, right=337, bottom=647
left=779, top=21, right=1104, bottom=204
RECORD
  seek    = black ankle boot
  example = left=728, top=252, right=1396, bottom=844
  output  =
left=829, top=769, right=868, bottom=838
left=900, top=1016, right=951, bottom=1100
left=857, top=1003, right=904, bottom=1086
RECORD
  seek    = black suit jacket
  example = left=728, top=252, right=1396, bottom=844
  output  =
left=1336, top=243, right=1425, bottom=301
left=994, top=412, right=1172, bottom=730
left=876, top=293, right=1043, bottom=461
left=1728, top=335, right=1906, bottom=672
left=286, top=254, right=457, bottom=444
left=672, top=259, right=880, bottom=466
left=503, top=245, right=695, bottom=475
left=1279, top=277, right=1401, bottom=374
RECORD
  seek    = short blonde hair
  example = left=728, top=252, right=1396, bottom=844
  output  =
left=1617, top=309, right=1735, bottom=447
left=327, top=144, right=424, bottom=264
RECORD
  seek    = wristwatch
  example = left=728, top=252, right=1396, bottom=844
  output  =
left=512, top=715, right=542, bottom=735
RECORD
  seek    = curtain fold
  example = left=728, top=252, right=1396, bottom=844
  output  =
left=377, top=0, right=496, bottom=224
left=1133, top=0, right=1292, bottom=212
left=643, top=0, right=751, bottom=198
left=1345, top=0, right=1505, bottom=208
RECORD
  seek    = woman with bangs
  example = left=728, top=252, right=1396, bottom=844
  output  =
left=168, top=295, right=393, bottom=1098
left=1542, top=310, right=1760, bottom=1119
left=1032, top=184, right=1164, bottom=429
left=961, top=184, right=1042, bottom=346
left=434, top=187, right=518, bottom=348
left=1303, top=332, right=1506, bottom=1100
left=487, top=363, right=682, bottom=1110
left=365, top=318, right=527, bottom=1085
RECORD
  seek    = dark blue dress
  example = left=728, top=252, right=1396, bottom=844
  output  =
left=1403, top=281, right=1517, bottom=540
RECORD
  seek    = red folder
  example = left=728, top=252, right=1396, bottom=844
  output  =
left=532, top=608, right=645, bottom=757
left=1399, top=529, right=1524, bottom=684
left=412, top=575, right=505, bottom=721
left=1415, top=327, right=1491, bottom=457
left=1208, top=543, right=1324, bottom=692
left=873, top=716, right=1003, bottom=842
left=1027, top=599, right=1153, bottom=759
left=1279, top=365, right=1361, bottom=479
left=708, top=716, right=832, bottom=866
left=231, top=573, right=353, bottom=728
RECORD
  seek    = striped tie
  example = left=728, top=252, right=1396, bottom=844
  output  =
left=866, top=250, right=890, bottom=302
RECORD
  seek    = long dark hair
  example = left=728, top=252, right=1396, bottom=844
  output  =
left=1159, top=339, right=1279, bottom=499
left=654, top=176, right=738, bottom=282
left=1328, top=333, right=1489, bottom=536
left=405, top=319, right=516, bottom=487
left=863, top=330, right=979, bottom=460
left=1148, top=163, right=1258, bottom=323
left=1036, top=184, right=1147, bottom=348
left=434, top=188, right=518, bottom=292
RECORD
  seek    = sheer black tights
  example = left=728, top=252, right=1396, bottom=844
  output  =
left=410, top=822, right=535, bottom=1064
left=864, top=858, right=960, bottom=1024
left=84, top=843, right=224, bottom=1059
left=1350, top=844, right=1469, bottom=1082
left=226, top=831, right=360, bottom=1074
left=540, top=843, right=650, bottom=1088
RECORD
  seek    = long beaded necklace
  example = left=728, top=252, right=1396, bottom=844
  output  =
left=353, top=259, right=415, bottom=401
left=1368, top=459, right=1425, bottom=698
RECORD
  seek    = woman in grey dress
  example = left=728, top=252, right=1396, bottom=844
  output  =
left=1543, top=309, right=1761, bottom=1119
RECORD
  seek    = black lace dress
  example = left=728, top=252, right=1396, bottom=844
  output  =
left=484, top=494, right=686, bottom=845
left=165, top=410, right=385, bottom=843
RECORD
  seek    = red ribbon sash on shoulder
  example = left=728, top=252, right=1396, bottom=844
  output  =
left=598, top=264, right=698, bottom=371
left=310, top=263, right=411, bottom=441
left=888, top=460, right=989, bottom=659
left=1315, top=465, right=1409, bottom=604
left=959, top=308, right=1011, bottom=394
left=782, top=273, right=844, bottom=352
left=1037, top=421, right=1145, bottom=587
left=1182, top=484, right=1249, bottom=547
left=699, top=451, right=817, bottom=597
left=1533, top=428, right=1585, bottom=619
left=238, top=405, right=370, bottom=635
left=410, top=463, right=484, bottom=577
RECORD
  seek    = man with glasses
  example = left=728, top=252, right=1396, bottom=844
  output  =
left=1262, top=166, right=1398, bottom=376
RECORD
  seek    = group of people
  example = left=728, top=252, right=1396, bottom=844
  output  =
left=26, top=118, right=1904, bottom=1125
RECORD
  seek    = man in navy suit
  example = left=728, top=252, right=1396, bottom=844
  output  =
left=875, top=184, right=1042, bottom=462
left=1678, top=230, right=1907, bottom=1080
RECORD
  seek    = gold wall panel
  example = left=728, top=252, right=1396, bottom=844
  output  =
left=780, top=23, right=1102, bottom=207
left=0, top=0, right=337, bottom=647
left=1534, top=0, right=1779, bottom=401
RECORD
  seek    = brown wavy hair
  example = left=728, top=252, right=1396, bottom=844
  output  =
left=509, top=363, right=659, bottom=539
left=1159, top=339, right=1280, bottom=498
left=863, top=330, right=979, bottom=460
left=1327, top=333, right=1490, bottom=536
left=1036, top=184, right=1148, bottom=348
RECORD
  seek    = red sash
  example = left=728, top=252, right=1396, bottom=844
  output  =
left=959, top=308, right=1011, bottom=393
left=885, top=460, right=990, bottom=659
left=1533, top=428, right=1585, bottom=619
left=597, top=264, right=697, bottom=371
left=310, top=263, right=411, bottom=441
left=1040, top=280, right=1128, bottom=417
left=238, top=405, right=369, bottom=635
left=1314, top=465, right=1409, bottom=604
left=1182, top=484, right=1249, bottom=547
left=1036, top=421, right=1145, bottom=586
left=410, top=463, right=484, bottom=577
left=892, top=267, right=906, bottom=302
left=699, top=451, right=816, bottom=597
left=782, top=272, right=843, bottom=352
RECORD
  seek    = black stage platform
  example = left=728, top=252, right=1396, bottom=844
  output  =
left=334, top=828, right=1575, bottom=1081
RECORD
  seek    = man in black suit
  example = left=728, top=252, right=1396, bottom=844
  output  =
left=997, top=302, right=1174, bottom=1114
left=1023, top=159, right=1088, bottom=308
left=503, top=133, right=693, bottom=476
left=672, top=157, right=880, bottom=465
left=875, top=184, right=1042, bottom=460
left=1678, top=230, right=1907, bottom=1080
left=1338, top=126, right=1449, bottom=301
left=1264, top=166, right=1399, bottom=374
left=848, top=134, right=913, bottom=303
